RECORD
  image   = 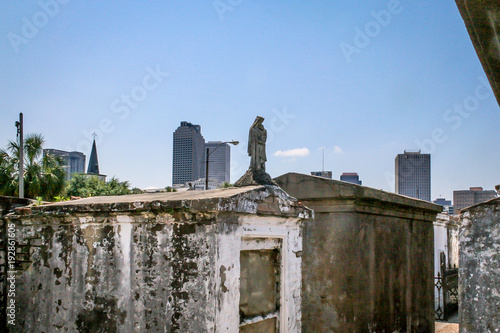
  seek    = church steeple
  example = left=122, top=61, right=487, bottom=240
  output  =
left=87, top=135, right=100, bottom=174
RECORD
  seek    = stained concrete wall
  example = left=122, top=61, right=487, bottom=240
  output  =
left=3, top=186, right=310, bottom=332
left=459, top=197, right=500, bottom=333
left=275, top=173, right=442, bottom=333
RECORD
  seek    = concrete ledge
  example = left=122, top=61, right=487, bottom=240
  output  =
left=275, top=172, right=442, bottom=214
left=6, top=185, right=312, bottom=220
left=0, top=196, right=34, bottom=216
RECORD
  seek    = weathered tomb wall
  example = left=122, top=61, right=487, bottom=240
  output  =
left=459, top=197, right=500, bottom=333
left=275, top=172, right=442, bottom=333
left=3, top=186, right=310, bottom=332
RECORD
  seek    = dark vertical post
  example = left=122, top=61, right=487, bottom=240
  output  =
left=440, top=252, right=448, bottom=321
left=18, top=113, right=24, bottom=198
left=322, top=147, right=324, bottom=172
left=205, top=147, right=209, bottom=190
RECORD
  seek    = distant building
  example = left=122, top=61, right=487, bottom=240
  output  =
left=205, top=141, right=231, bottom=184
left=43, top=149, right=86, bottom=180
left=86, top=138, right=106, bottom=181
left=186, top=178, right=220, bottom=191
left=340, top=172, right=362, bottom=185
left=310, top=171, right=332, bottom=179
left=395, top=150, right=431, bottom=201
left=172, top=121, right=206, bottom=185
left=453, top=187, right=497, bottom=212
left=433, top=198, right=454, bottom=215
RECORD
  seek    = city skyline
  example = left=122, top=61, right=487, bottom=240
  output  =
left=1, top=1, right=499, bottom=200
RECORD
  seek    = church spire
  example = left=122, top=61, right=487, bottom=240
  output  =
left=87, top=135, right=100, bottom=174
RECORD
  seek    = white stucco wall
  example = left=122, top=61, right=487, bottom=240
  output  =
left=215, top=215, right=302, bottom=333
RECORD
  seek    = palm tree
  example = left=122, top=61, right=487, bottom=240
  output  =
left=0, top=133, right=66, bottom=200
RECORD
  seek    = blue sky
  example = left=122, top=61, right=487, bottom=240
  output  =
left=1, top=0, right=499, bottom=200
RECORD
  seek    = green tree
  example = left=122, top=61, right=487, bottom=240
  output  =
left=131, top=187, right=144, bottom=194
left=0, top=133, right=66, bottom=200
left=65, top=174, right=135, bottom=198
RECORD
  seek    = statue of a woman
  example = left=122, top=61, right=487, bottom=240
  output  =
left=248, top=116, right=267, bottom=171
left=235, top=116, right=276, bottom=186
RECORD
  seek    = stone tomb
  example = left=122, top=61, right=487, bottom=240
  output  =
left=275, top=172, right=442, bottom=333
left=4, top=186, right=311, bottom=332
left=459, top=197, right=500, bottom=332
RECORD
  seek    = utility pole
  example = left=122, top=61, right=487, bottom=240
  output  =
left=205, top=147, right=210, bottom=191
left=322, top=147, right=325, bottom=172
left=16, top=113, right=24, bottom=198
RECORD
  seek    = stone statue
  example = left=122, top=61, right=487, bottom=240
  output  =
left=235, top=116, right=277, bottom=187
left=248, top=116, right=267, bottom=171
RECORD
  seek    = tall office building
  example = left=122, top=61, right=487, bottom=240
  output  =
left=453, top=187, right=497, bottom=212
left=395, top=150, right=431, bottom=201
left=205, top=141, right=231, bottom=184
left=43, top=149, right=86, bottom=180
left=173, top=121, right=205, bottom=185
left=340, top=172, right=362, bottom=185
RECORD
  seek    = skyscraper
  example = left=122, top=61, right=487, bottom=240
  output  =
left=172, top=121, right=205, bottom=185
left=43, top=149, right=86, bottom=180
left=395, top=150, right=431, bottom=201
left=205, top=141, right=231, bottom=184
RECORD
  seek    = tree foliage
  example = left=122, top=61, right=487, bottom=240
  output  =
left=0, top=133, right=65, bottom=200
left=220, top=181, right=233, bottom=188
left=65, top=174, right=136, bottom=198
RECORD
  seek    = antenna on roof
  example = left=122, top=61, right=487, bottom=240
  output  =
left=322, top=147, right=325, bottom=172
